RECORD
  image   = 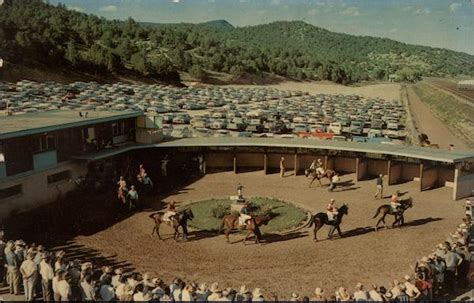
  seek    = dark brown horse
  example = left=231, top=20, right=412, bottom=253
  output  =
left=309, top=204, right=349, bottom=241
left=149, top=208, right=194, bottom=241
left=219, top=215, right=272, bottom=244
left=305, top=168, right=338, bottom=187
left=372, top=197, right=413, bottom=231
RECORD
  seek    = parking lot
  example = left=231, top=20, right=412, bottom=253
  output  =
left=0, top=80, right=407, bottom=144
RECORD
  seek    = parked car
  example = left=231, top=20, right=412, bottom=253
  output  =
left=328, top=122, right=342, bottom=135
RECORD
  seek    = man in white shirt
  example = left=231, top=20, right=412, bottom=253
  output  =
left=368, top=284, right=383, bottom=301
left=133, top=283, right=146, bottom=301
left=80, top=274, right=95, bottom=301
left=39, top=253, right=54, bottom=302
left=20, top=251, right=37, bottom=301
left=353, top=282, right=368, bottom=301
left=403, top=275, right=421, bottom=300
left=57, top=271, right=71, bottom=301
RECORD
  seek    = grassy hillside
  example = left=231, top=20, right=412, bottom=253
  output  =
left=1, top=0, right=473, bottom=84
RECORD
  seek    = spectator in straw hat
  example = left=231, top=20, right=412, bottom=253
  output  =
left=220, top=288, right=232, bottom=301
left=151, top=278, right=166, bottom=300
left=182, top=283, right=196, bottom=301
left=353, top=282, right=368, bottom=301
left=252, top=288, right=265, bottom=302
left=290, top=292, right=301, bottom=302
left=280, top=157, right=286, bottom=178
left=403, top=274, right=421, bottom=300
left=196, top=282, right=209, bottom=302
left=80, top=274, right=95, bottom=301
left=172, top=279, right=185, bottom=301
left=235, top=284, right=251, bottom=302
left=20, top=250, right=37, bottom=301
left=55, top=250, right=67, bottom=272
left=5, top=240, right=21, bottom=295
left=111, top=267, right=123, bottom=288
left=133, top=283, right=146, bottom=301
left=57, top=270, right=71, bottom=301
left=336, top=286, right=351, bottom=302
left=310, top=287, right=325, bottom=301
left=100, top=266, right=112, bottom=284
left=39, top=252, right=54, bottom=302
left=368, top=284, right=383, bottom=302
left=119, top=283, right=134, bottom=301
left=208, top=282, right=222, bottom=301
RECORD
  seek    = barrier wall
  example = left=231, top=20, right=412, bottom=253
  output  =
left=268, top=153, right=295, bottom=170
left=454, top=172, right=474, bottom=200
left=236, top=153, right=264, bottom=172
left=0, top=162, right=87, bottom=219
left=333, top=157, right=357, bottom=173
left=421, top=165, right=439, bottom=191
left=401, top=163, right=420, bottom=181
left=438, top=167, right=455, bottom=186
left=389, top=161, right=403, bottom=185
left=205, top=153, right=233, bottom=170
left=367, top=160, right=389, bottom=176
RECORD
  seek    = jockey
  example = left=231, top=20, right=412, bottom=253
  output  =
left=390, top=193, right=401, bottom=213
left=326, top=199, right=338, bottom=221
left=237, top=184, right=244, bottom=200
left=309, top=160, right=317, bottom=172
left=137, top=164, right=146, bottom=182
left=163, top=202, right=177, bottom=221
left=316, top=159, right=325, bottom=176
left=240, top=203, right=252, bottom=225
left=117, top=176, right=127, bottom=190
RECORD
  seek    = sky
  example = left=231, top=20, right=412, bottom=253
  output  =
left=49, top=0, right=474, bottom=54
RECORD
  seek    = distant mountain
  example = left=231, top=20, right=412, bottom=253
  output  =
left=1, top=0, right=473, bottom=85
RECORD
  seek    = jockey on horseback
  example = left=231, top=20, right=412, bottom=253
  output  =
left=326, top=199, right=338, bottom=222
left=390, top=192, right=401, bottom=214
left=316, top=159, right=325, bottom=177
left=308, top=160, right=317, bottom=173
left=239, top=203, right=252, bottom=226
left=163, top=201, right=177, bottom=222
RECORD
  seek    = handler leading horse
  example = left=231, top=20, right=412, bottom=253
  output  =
left=219, top=215, right=272, bottom=245
left=149, top=208, right=194, bottom=241
left=305, top=168, right=338, bottom=188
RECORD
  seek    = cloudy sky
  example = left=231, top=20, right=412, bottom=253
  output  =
left=50, top=0, right=474, bottom=54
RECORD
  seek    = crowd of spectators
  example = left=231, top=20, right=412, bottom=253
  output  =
left=0, top=214, right=471, bottom=302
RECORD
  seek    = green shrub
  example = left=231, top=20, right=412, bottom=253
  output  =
left=254, top=203, right=275, bottom=217
left=212, top=203, right=230, bottom=219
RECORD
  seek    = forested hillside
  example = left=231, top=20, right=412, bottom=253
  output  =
left=1, top=0, right=473, bottom=84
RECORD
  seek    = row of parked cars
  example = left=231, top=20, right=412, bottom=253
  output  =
left=0, top=80, right=407, bottom=144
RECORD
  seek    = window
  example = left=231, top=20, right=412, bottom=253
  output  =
left=38, top=134, right=57, bottom=152
left=47, top=170, right=71, bottom=184
left=0, top=184, right=22, bottom=200
left=112, top=122, right=126, bottom=136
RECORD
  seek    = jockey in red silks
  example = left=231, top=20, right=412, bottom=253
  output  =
left=326, top=198, right=338, bottom=221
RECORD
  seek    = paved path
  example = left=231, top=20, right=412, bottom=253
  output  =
left=406, top=85, right=468, bottom=150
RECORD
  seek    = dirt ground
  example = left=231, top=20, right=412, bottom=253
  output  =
left=61, top=170, right=464, bottom=298
left=225, top=81, right=402, bottom=102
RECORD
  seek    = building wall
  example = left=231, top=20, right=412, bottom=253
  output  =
left=0, top=161, right=87, bottom=219
left=333, top=157, right=356, bottom=173
left=299, top=155, right=324, bottom=171
left=205, top=152, right=233, bottom=169
left=438, top=167, right=454, bottom=186
left=268, top=153, right=295, bottom=169
left=454, top=173, right=474, bottom=200
left=236, top=153, right=264, bottom=168
left=357, top=159, right=368, bottom=181
left=367, top=160, right=389, bottom=176
left=401, top=163, right=420, bottom=181
left=421, top=167, right=439, bottom=190
left=389, top=162, right=403, bottom=185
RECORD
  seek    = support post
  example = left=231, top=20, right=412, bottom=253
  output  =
left=387, top=160, right=392, bottom=185
left=233, top=154, right=237, bottom=174
left=294, top=153, right=299, bottom=176
left=264, top=153, right=268, bottom=175
left=356, top=157, right=360, bottom=181
left=419, top=163, right=424, bottom=192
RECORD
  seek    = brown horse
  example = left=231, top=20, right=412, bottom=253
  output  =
left=305, top=169, right=338, bottom=187
left=149, top=208, right=194, bottom=241
left=219, top=215, right=272, bottom=244
left=372, top=197, right=413, bottom=231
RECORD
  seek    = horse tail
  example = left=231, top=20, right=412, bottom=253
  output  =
left=304, top=215, right=314, bottom=228
left=372, top=206, right=382, bottom=219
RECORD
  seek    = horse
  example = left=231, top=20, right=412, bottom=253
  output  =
left=304, top=168, right=338, bottom=187
left=372, top=197, right=413, bottom=231
left=149, top=208, right=194, bottom=241
left=308, top=204, right=349, bottom=241
left=219, top=215, right=272, bottom=245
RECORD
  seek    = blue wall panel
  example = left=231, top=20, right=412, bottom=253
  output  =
left=33, top=150, right=57, bottom=171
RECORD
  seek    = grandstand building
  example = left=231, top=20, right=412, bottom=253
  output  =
left=1, top=112, right=474, bottom=219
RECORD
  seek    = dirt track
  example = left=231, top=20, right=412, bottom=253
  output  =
left=63, top=171, right=463, bottom=298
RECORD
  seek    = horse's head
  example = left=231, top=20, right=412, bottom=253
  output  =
left=256, top=215, right=272, bottom=226
left=185, top=208, right=194, bottom=220
left=339, top=204, right=349, bottom=216
left=404, top=198, right=413, bottom=209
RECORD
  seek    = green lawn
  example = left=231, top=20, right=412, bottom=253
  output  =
left=184, top=197, right=307, bottom=233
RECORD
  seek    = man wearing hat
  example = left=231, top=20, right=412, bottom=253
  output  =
left=326, top=199, right=338, bottom=222
left=20, top=251, right=37, bottom=301
left=252, top=288, right=265, bottom=302
left=5, top=241, right=21, bottom=295
left=353, top=282, right=368, bottom=301
left=403, top=275, right=421, bottom=300
left=235, top=285, right=251, bottom=302
left=443, top=246, right=462, bottom=293
left=111, top=268, right=123, bottom=288
left=280, top=157, right=286, bottom=178
left=195, top=282, right=210, bottom=302
left=207, top=282, right=221, bottom=301
left=374, top=174, right=384, bottom=199
left=311, top=287, right=325, bottom=301
left=126, top=185, right=139, bottom=209
left=39, top=252, right=54, bottom=302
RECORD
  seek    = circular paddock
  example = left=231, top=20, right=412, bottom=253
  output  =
left=68, top=170, right=464, bottom=297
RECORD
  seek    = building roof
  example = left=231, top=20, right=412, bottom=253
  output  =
left=0, top=110, right=143, bottom=140
left=73, top=137, right=474, bottom=164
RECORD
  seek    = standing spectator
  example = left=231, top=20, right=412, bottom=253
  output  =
left=172, top=280, right=185, bottom=301
left=14, top=240, right=25, bottom=264
left=80, top=274, right=95, bottom=301
left=142, top=173, right=154, bottom=194
left=182, top=283, right=196, bottom=301
left=20, top=251, right=37, bottom=301
left=415, top=273, right=432, bottom=300
left=368, top=284, right=383, bottom=301
left=198, top=154, right=204, bottom=174
left=161, top=156, right=170, bottom=177
left=133, top=283, right=146, bottom=301
left=5, top=241, right=21, bottom=295
left=336, top=287, right=351, bottom=302
left=403, top=275, right=421, bottom=300
left=196, top=283, right=209, bottom=302
left=353, top=282, right=368, bottom=301
left=290, top=292, right=301, bottom=302
left=328, top=173, right=340, bottom=192
left=57, top=271, right=71, bottom=301
left=252, top=288, right=265, bottom=302
left=54, top=251, right=67, bottom=272
left=235, top=285, right=251, bottom=302
left=114, top=275, right=128, bottom=300
left=279, top=157, right=285, bottom=178
left=52, top=270, right=63, bottom=302
left=127, top=185, right=139, bottom=209
left=443, top=246, right=462, bottom=293
left=208, top=283, right=221, bottom=301
left=396, top=284, right=410, bottom=303
left=374, top=174, right=384, bottom=199
left=39, top=253, right=54, bottom=302
left=111, top=268, right=123, bottom=288
left=0, top=234, right=6, bottom=286
left=151, top=279, right=166, bottom=301
left=449, top=144, right=454, bottom=151
left=137, top=164, right=146, bottom=182
left=99, top=275, right=115, bottom=301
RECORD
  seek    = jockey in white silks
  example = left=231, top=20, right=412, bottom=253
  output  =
left=316, top=159, right=325, bottom=176
left=309, top=160, right=317, bottom=172
left=163, top=202, right=177, bottom=221
left=239, top=203, right=252, bottom=226
left=326, top=199, right=338, bottom=221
